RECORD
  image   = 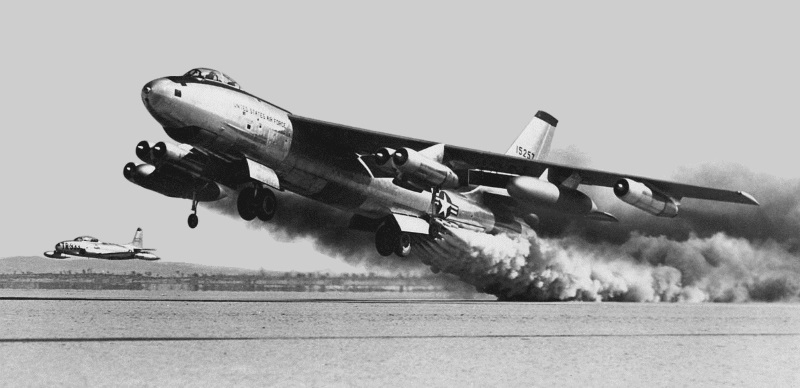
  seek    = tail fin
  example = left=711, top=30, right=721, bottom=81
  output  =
left=505, top=111, right=558, bottom=161
left=130, top=228, right=144, bottom=249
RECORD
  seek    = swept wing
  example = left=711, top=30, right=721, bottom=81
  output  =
left=289, top=115, right=758, bottom=205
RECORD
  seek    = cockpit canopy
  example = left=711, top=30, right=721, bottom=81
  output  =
left=74, top=236, right=99, bottom=242
left=183, top=68, right=240, bottom=89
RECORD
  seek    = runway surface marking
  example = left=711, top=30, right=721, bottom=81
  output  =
left=0, top=296, right=499, bottom=304
left=2, top=333, right=799, bottom=343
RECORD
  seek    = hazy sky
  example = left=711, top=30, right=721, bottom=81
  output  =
left=2, top=2, right=798, bottom=272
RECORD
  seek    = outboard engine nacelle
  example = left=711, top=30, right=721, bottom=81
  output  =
left=614, top=178, right=679, bottom=217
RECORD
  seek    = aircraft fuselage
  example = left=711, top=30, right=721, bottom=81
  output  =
left=141, top=74, right=501, bottom=234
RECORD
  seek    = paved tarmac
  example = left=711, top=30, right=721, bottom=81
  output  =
left=1, top=290, right=799, bottom=387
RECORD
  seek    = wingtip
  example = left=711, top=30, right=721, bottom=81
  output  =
left=739, top=191, right=760, bottom=206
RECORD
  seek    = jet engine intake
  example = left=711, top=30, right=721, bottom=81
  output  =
left=373, top=147, right=395, bottom=166
left=391, top=148, right=459, bottom=189
left=136, top=141, right=155, bottom=164
left=123, top=162, right=155, bottom=183
left=613, top=178, right=679, bottom=217
left=151, top=141, right=190, bottom=164
left=148, top=141, right=209, bottom=178
left=506, top=176, right=597, bottom=215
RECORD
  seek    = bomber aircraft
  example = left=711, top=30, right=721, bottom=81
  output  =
left=44, top=228, right=159, bottom=261
left=126, top=68, right=758, bottom=257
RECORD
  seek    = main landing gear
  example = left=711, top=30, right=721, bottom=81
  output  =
left=375, top=222, right=412, bottom=257
left=237, top=186, right=277, bottom=222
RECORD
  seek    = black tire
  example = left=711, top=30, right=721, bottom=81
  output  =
left=375, top=223, right=394, bottom=257
left=188, top=214, right=199, bottom=229
left=394, top=232, right=412, bottom=257
left=256, top=189, right=277, bottom=221
left=237, top=187, right=257, bottom=221
left=428, top=223, right=441, bottom=238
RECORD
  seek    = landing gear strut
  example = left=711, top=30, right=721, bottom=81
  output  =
left=188, top=195, right=199, bottom=229
left=237, top=186, right=277, bottom=222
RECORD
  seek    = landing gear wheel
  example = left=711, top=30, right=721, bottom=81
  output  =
left=237, top=187, right=257, bottom=221
left=256, top=189, right=277, bottom=221
left=394, top=232, right=412, bottom=257
left=428, top=222, right=442, bottom=238
left=188, top=194, right=200, bottom=229
left=375, top=223, right=395, bottom=257
left=188, top=213, right=199, bottom=229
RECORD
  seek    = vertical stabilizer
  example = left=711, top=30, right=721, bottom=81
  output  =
left=505, top=111, right=558, bottom=161
left=130, top=228, right=144, bottom=249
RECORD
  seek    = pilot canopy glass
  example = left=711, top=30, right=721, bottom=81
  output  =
left=184, top=68, right=240, bottom=89
left=74, top=236, right=99, bottom=242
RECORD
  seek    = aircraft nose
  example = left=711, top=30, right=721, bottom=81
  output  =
left=141, top=78, right=181, bottom=127
left=55, top=242, right=63, bottom=251
left=141, top=78, right=171, bottom=105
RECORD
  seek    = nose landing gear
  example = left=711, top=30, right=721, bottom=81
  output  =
left=187, top=195, right=199, bottom=228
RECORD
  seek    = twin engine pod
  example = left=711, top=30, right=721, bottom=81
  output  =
left=136, top=141, right=197, bottom=171
left=613, top=178, right=679, bottom=217
left=124, top=140, right=230, bottom=202
left=374, top=146, right=459, bottom=189
left=122, top=161, right=229, bottom=202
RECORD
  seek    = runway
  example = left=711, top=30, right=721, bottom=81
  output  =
left=2, top=290, right=799, bottom=387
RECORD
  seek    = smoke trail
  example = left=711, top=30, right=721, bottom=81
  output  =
left=549, top=164, right=800, bottom=249
left=414, top=163, right=800, bottom=302
left=203, top=162, right=800, bottom=302
left=203, top=191, right=427, bottom=274
left=416, top=227, right=800, bottom=302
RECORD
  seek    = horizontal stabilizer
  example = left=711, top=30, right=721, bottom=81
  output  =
left=43, top=251, right=70, bottom=259
left=586, top=211, right=618, bottom=222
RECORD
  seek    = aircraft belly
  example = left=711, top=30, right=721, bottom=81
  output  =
left=274, top=152, right=502, bottom=233
left=273, top=152, right=430, bottom=216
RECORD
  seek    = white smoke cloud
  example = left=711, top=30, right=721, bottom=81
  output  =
left=415, top=227, right=800, bottom=302
left=201, top=163, right=800, bottom=302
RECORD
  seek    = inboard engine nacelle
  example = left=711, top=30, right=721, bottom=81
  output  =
left=387, top=147, right=459, bottom=189
left=506, top=176, right=598, bottom=215
left=136, top=140, right=204, bottom=176
left=123, top=162, right=229, bottom=202
left=613, top=178, right=679, bottom=217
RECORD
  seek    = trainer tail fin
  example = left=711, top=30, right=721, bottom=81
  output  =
left=130, top=228, right=144, bottom=249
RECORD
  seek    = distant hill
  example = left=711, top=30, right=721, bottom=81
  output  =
left=0, top=256, right=275, bottom=277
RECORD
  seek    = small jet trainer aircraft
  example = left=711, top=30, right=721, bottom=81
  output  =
left=44, top=228, right=159, bottom=261
left=126, top=68, right=758, bottom=257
